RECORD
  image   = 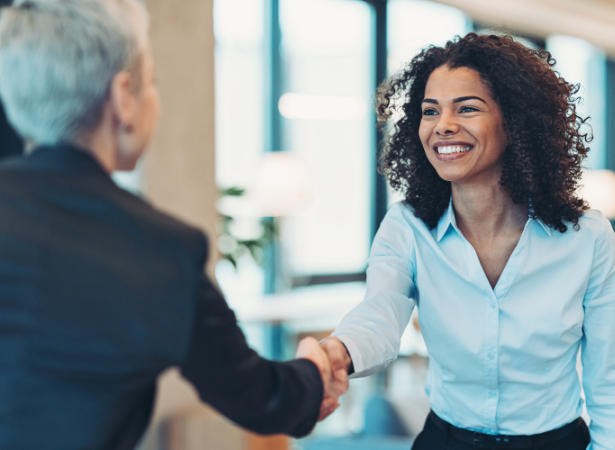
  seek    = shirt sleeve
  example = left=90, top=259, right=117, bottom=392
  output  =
left=581, top=214, right=615, bottom=450
left=332, top=203, right=417, bottom=378
left=180, top=274, right=323, bottom=438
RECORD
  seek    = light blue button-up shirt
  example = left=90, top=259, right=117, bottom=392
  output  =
left=332, top=201, right=615, bottom=450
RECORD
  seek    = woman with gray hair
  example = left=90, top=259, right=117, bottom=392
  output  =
left=0, top=1, right=347, bottom=449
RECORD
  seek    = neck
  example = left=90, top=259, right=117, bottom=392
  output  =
left=451, top=178, right=527, bottom=240
left=73, top=107, right=118, bottom=174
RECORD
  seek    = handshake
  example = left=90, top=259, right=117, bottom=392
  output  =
left=296, top=336, right=352, bottom=421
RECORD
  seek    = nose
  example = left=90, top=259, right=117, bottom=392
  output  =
left=434, top=110, right=460, bottom=136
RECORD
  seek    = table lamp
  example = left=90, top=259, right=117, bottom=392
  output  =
left=251, top=152, right=315, bottom=293
left=251, top=152, right=315, bottom=217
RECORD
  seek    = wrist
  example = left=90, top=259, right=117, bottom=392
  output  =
left=322, top=337, right=354, bottom=374
left=338, top=340, right=354, bottom=375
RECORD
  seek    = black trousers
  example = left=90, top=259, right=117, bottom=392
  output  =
left=411, top=414, right=591, bottom=450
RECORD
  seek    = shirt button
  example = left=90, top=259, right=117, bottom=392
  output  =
left=489, top=391, right=497, bottom=399
left=487, top=352, right=495, bottom=360
left=490, top=301, right=496, bottom=309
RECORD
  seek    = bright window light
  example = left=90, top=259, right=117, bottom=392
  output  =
left=280, top=0, right=373, bottom=275
left=278, top=93, right=368, bottom=121
left=547, top=35, right=606, bottom=171
left=214, top=0, right=265, bottom=189
left=386, top=0, right=469, bottom=207
left=387, top=0, right=470, bottom=75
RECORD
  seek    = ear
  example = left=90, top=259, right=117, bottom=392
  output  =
left=109, top=71, right=137, bottom=129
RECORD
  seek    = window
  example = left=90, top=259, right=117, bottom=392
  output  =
left=547, top=35, right=607, bottom=170
left=215, top=0, right=613, bottom=292
left=388, top=0, right=469, bottom=74
left=214, top=0, right=265, bottom=188
left=386, top=0, right=470, bottom=206
left=280, top=0, right=374, bottom=276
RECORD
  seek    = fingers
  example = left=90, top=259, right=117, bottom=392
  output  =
left=296, top=337, right=332, bottom=381
left=320, top=337, right=352, bottom=372
left=297, top=336, right=351, bottom=423
left=317, top=369, right=349, bottom=422
left=318, top=396, right=340, bottom=421
left=330, top=368, right=349, bottom=397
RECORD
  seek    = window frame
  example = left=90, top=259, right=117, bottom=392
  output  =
left=263, top=0, right=388, bottom=291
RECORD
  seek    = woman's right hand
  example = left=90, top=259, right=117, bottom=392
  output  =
left=296, top=337, right=349, bottom=421
left=320, top=337, right=353, bottom=375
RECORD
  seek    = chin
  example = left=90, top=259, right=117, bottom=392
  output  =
left=434, top=168, right=467, bottom=183
left=116, top=147, right=145, bottom=171
left=115, top=161, right=138, bottom=172
left=116, top=155, right=141, bottom=172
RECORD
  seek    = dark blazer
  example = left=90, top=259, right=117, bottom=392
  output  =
left=0, top=145, right=322, bottom=450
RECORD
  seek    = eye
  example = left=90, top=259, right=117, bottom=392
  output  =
left=460, top=106, right=479, bottom=113
left=422, top=109, right=438, bottom=116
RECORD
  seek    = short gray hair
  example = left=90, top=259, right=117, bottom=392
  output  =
left=0, top=0, right=149, bottom=145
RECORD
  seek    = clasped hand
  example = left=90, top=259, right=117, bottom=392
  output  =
left=295, top=336, right=351, bottom=421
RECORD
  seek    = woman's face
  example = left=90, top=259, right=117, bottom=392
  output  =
left=117, top=41, right=160, bottom=170
left=418, top=65, right=508, bottom=186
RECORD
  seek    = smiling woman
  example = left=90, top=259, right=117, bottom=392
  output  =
left=320, top=32, right=615, bottom=450
left=419, top=67, right=509, bottom=187
left=377, top=33, right=589, bottom=232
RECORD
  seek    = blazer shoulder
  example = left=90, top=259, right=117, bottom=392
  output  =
left=113, top=189, right=210, bottom=263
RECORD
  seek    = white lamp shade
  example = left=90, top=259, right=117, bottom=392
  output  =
left=252, top=152, right=315, bottom=217
left=579, top=169, right=615, bottom=220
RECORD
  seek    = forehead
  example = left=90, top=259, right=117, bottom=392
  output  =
left=424, top=66, right=492, bottom=100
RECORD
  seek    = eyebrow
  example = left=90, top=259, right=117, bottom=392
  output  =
left=422, top=96, right=487, bottom=104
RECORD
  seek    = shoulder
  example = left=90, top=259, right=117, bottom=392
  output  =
left=113, top=190, right=209, bottom=264
left=559, top=210, right=615, bottom=264
left=385, top=201, right=422, bottom=225
left=575, top=209, right=613, bottom=241
left=380, top=201, right=415, bottom=233
left=0, top=156, right=209, bottom=266
left=542, top=210, right=613, bottom=252
left=373, top=201, right=428, bottom=254
left=380, top=201, right=432, bottom=237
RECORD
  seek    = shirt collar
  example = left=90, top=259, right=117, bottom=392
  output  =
left=535, top=218, right=552, bottom=237
left=435, top=198, right=553, bottom=242
left=436, top=198, right=456, bottom=242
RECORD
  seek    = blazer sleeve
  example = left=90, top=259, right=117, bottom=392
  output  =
left=180, top=274, right=323, bottom=437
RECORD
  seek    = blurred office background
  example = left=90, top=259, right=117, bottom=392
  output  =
left=1, top=0, right=615, bottom=449
left=147, top=1, right=615, bottom=448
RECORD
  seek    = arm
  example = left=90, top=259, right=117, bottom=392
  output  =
left=581, top=215, right=615, bottom=450
left=180, top=275, right=323, bottom=437
left=330, top=203, right=417, bottom=377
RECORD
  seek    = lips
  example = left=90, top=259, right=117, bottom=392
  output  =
left=433, top=141, right=474, bottom=155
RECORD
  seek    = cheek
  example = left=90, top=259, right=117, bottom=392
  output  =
left=491, top=125, right=508, bottom=157
left=418, top=121, right=431, bottom=150
left=152, top=88, right=161, bottom=118
left=143, top=91, right=160, bottom=132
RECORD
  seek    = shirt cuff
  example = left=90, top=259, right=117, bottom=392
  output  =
left=332, top=334, right=365, bottom=378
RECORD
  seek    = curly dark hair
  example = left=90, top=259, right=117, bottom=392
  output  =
left=377, top=32, right=590, bottom=233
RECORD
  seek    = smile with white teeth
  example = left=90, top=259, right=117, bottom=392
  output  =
left=436, top=145, right=472, bottom=155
